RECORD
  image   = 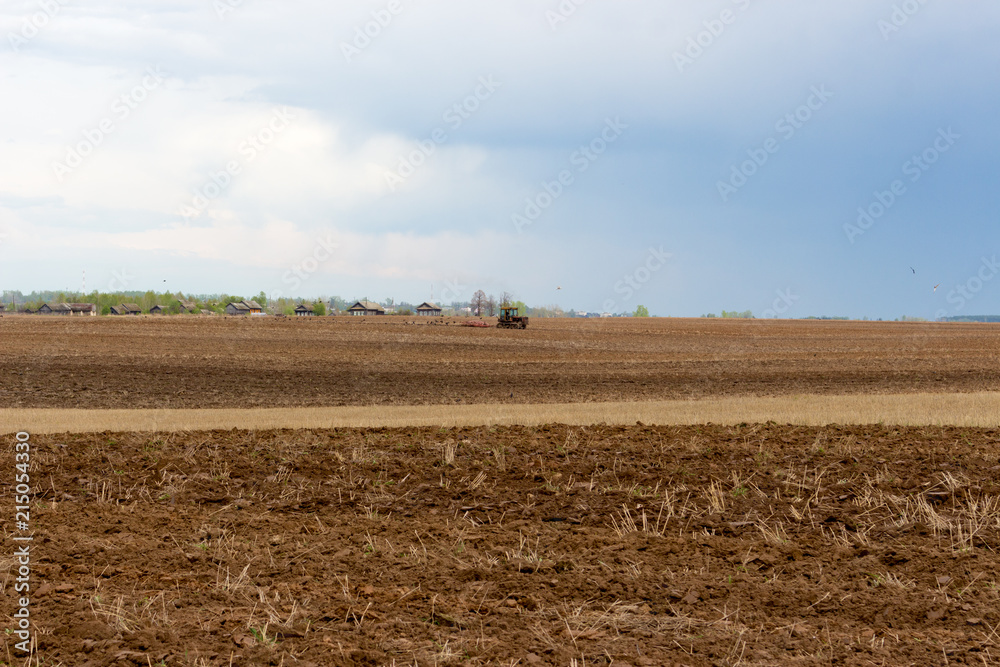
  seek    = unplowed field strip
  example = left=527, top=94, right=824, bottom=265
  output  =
left=4, top=391, right=1000, bottom=433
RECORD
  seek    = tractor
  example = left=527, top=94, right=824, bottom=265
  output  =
left=497, top=306, right=528, bottom=329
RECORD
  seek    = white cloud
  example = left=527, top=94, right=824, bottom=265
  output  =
left=12, top=212, right=513, bottom=286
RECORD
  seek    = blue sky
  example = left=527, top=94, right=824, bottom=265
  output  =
left=1, top=1, right=998, bottom=318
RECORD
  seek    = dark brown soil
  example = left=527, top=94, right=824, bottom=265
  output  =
left=1, top=316, right=1000, bottom=409
left=5, top=423, right=1000, bottom=665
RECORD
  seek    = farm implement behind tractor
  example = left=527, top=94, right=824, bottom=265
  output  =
left=497, top=306, right=528, bottom=329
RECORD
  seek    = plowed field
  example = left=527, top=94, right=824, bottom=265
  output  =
left=1, top=316, right=999, bottom=408
left=4, top=316, right=1000, bottom=665
left=4, top=424, right=1000, bottom=666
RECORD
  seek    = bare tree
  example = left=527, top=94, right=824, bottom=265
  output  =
left=486, top=294, right=497, bottom=317
left=471, top=290, right=487, bottom=316
left=500, top=291, right=514, bottom=308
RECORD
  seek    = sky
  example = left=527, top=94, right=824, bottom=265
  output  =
left=1, top=1, right=998, bottom=319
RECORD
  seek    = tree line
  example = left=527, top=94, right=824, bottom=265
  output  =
left=3, top=288, right=637, bottom=318
left=4, top=290, right=329, bottom=316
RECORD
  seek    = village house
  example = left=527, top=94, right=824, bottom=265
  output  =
left=416, top=302, right=443, bottom=316
left=178, top=300, right=197, bottom=313
left=225, top=300, right=264, bottom=316
left=347, top=300, right=385, bottom=316
left=69, top=303, right=97, bottom=316
left=110, top=303, right=143, bottom=315
left=38, top=303, right=72, bottom=315
left=37, top=302, right=96, bottom=315
left=149, top=305, right=166, bottom=315
left=294, top=304, right=315, bottom=316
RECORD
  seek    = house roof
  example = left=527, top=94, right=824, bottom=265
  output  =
left=228, top=300, right=262, bottom=311
left=122, top=303, right=141, bottom=311
left=69, top=303, right=96, bottom=311
left=43, top=302, right=72, bottom=311
left=416, top=302, right=442, bottom=310
left=150, top=304, right=165, bottom=310
left=348, top=300, right=384, bottom=311
left=179, top=300, right=196, bottom=309
left=294, top=303, right=314, bottom=311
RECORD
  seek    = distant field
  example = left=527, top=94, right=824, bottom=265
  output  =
left=2, top=315, right=999, bottom=409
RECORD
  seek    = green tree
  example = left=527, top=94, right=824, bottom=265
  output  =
left=254, top=291, right=269, bottom=311
left=313, top=300, right=326, bottom=316
left=634, top=305, right=650, bottom=317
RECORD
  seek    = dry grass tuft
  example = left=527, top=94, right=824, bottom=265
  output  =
left=609, top=502, right=671, bottom=538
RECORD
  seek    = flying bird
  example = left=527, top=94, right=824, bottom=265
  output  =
left=556, top=286, right=562, bottom=290
left=933, top=284, right=940, bottom=292
left=910, top=267, right=915, bottom=274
